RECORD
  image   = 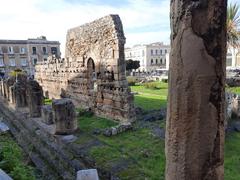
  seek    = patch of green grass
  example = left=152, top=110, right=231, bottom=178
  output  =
left=225, top=132, right=240, bottom=180
left=131, top=82, right=168, bottom=110
left=78, top=115, right=117, bottom=132
left=0, top=133, right=36, bottom=180
left=226, top=86, right=240, bottom=94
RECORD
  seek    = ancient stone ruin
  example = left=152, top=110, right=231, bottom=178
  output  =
left=52, top=98, right=78, bottom=135
left=35, top=15, right=135, bottom=123
left=166, top=0, right=227, bottom=179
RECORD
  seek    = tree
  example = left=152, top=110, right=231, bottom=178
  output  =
left=125, top=59, right=140, bottom=71
left=227, top=2, right=240, bottom=48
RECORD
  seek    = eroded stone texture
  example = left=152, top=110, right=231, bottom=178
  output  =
left=27, top=80, right=43, bottom=117
left=41, top=105, right=53, bottom=125
left=166, top=1, right=227, bottom=180
left=13, top=82, right=27, bottom=107
left=52, top=98, right=77, bottom=134
left=3, top=77, right=15, bottom=100
left=35, top=15, right=135, bottom=123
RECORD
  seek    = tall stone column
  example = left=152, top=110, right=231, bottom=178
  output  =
left=166, top=1, right=227, bottom=180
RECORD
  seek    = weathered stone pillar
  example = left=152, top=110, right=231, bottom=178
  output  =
left=9, top=86, right=14, bottom=104
left=27, top=80, right=44, bottom=117
left=166, top=1, right=227, bottom=180
left=52, top=98, right=77, bottom=135
left=13, top=82, right=27, bottom=107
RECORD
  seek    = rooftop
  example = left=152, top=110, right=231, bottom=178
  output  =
left=0, top=36, right=60, bottom=45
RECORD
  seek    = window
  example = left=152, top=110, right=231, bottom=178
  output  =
left=33, top=58, right=37, bottom=65
left=155, top=49, right=158, bottom=55
left=51, top=47, right=58, bottom=55
left=8, top=46, right=14, bottom=54
left=156, top=59, right=158, bottom=64
left=160, top=49, right=162, bottom=55
left=160, top=58, right=163, bottom=64
left=165, top=49, right=167, bottom=54
left=21, top=59, right=27, bottom=66
left=151, top=49, right=153, bottom=55
left=42, top=47, right=47, bottom=54
left=0, top=58, right=4, bottom=67
left=151, top=59, right=153, bottom=64
left=32, top=47, right=37, bottom=54
left=20, top=47, right=26, bottom=54
left=0, top=47, right=2, bottom=54
left=9, top=58, right=15, bottom=66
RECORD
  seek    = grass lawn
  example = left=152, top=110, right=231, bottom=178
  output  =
left=76, top=82, right=240, bottom=179
left=225, top=133, right=240, bottom=180
left=78, top=113, right=165, bottom=179
left=131, top=82, right=168, bottom=110
left=226, top=86, right=240, bottom=94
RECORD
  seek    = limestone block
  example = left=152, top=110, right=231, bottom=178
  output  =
left=76, top=169, right=99, bottom=180
left=52, top=98, right=77, bottom=135
left=41, top=105, right=53, bottom=125
left=0, top=169, right=12, bottom=180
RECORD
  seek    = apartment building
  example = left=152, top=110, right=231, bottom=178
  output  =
left=125, top=42, right=170, bottom=72
left=0, top=36, right=60, bottom=77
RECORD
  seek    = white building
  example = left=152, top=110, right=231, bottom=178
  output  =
left=227, top=47, right=240, bottom=67
left=125, top=42, right=171, bottom=72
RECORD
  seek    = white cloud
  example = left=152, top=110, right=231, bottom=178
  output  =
left=0, top=0, right=170, bottom=56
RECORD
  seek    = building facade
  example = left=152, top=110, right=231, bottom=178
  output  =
left=125, top=42, right=170, bottom=72
left=0, top=36, right=60, bottom=77
left=227, top=47, right=240, bottom=67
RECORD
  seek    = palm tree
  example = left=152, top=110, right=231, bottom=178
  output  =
left=227, top=2, right=240, bottom=48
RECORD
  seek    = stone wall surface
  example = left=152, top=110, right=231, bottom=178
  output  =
left=35, top=15, right=135, bottom=122
left=166, top=0, right=227, bottom=180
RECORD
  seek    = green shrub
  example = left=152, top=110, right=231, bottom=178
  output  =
left=44, top=98, right=52, bottom=105
left=127, top=76, right=137, bottom=86
left=143, top=82, right=160, bottom=89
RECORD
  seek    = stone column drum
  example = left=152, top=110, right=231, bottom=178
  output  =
left=52, top=98, right=77, bottom=135
left=27, top=80, right=44, bottom=117
left=166, top=0, right=227, bottom=180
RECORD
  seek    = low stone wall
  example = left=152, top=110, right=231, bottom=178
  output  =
left=0, top=98, right=116, bottom=180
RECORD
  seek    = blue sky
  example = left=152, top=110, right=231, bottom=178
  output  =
left=0, top=0, right=238, bottom=55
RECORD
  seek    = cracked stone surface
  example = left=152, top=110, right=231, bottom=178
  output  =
left=165, top=0, right=227, bottom=180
